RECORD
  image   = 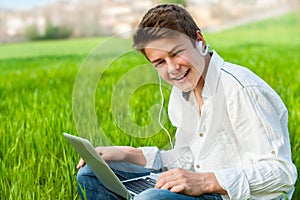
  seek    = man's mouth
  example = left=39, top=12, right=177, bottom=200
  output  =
left=173, top=69, right=190, bottom=80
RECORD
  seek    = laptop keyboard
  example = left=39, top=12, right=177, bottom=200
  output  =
left=123, top=177, right=156, bottom=194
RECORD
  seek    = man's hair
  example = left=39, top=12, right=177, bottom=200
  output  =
left=132, top=4, right=201, bottom=55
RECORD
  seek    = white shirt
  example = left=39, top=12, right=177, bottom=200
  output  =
left=139, top=51, right=297, bottom=199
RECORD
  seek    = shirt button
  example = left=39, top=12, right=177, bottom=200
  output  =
left=199, top=133, right=204, bottom=137
left=196, top=164, right=200, bottom=169
left=271, top=150, right=276, bottom=155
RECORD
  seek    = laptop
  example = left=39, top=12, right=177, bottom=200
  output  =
left=63, top=132, right=159, bottom=199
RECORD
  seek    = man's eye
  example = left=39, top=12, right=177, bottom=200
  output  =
left=171, top=50, right=183, bottom=57
left=154, top=60, right=165, bottom=68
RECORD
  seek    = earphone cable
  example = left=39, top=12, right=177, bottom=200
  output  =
left=158, top=75, right=174, bottom=149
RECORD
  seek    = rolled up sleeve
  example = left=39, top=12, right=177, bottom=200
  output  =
left=215, top=161, right=297, bottom=199
left=138, top=146, right=162, bottom=170
left=214, top=168, right=251, bottom=199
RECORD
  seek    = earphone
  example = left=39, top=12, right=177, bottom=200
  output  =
left=158, top=75, right=174, bottom=149
left=198, top=41, right=210, bottom=56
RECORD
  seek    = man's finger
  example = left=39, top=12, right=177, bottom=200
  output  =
left=76, top=158, right=85, bottom=169
left=170, top=185, right=185, bottom=193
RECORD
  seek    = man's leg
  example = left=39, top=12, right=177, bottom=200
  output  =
left=76, top=161, right=155, bottom=200
left=76, top=164, right=122, bottom=199
left=134, top=188, right=223, bottom=200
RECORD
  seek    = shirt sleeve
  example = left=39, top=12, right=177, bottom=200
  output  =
left=138, top=146, right=162, bottom=170
left=215, top=85, right=297, bottom=199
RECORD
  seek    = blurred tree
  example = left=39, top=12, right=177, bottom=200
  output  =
left=25, top=21, right=72, bottom=41
left=159, top=0, right=187, bottom=7
left=44, top=21, right=72, bottom=39
left=25, top=25, right=43, bottom=40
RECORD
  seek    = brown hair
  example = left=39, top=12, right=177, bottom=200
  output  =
left=133, top=4, right=201, bottom=55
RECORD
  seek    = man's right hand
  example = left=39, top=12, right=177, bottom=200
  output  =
left=76, top=146, right=146, bottom=169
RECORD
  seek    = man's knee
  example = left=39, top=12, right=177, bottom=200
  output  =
left=76, top=165, right=95, bottom=185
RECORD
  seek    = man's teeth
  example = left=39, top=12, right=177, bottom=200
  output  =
left=175, top=69, right=189, bottom=80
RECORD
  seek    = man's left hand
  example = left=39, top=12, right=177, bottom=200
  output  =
left=155, top=168, right=226, bottom=196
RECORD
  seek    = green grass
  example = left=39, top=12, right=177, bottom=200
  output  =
left=0, top=11, right=299, bottom=199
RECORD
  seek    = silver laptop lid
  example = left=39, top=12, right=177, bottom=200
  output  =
left=63, top=132, right=131, bottom=199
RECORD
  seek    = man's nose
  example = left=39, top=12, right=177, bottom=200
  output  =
left=167, top=59, right=179, bottom=73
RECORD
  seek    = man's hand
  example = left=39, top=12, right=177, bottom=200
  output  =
left=76, top=146, right=146, bottom=169
left=155, top=168, right=227, bottom=196
left=76, top=146, right=127, bottom=169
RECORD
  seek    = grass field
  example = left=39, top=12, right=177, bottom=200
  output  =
left=0, top=11, right=299, bottom=199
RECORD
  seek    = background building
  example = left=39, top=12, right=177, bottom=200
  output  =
left=0, top=0, right=298, bottom=43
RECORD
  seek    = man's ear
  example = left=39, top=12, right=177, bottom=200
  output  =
left=196, top=30, right=205, bottom=48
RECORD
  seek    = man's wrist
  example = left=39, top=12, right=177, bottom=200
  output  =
left=203, top=172, right=227, bottom=195
left=122, top=146, right=146, bottom=166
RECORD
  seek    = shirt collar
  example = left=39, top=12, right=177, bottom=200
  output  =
left=181, top=50, right=224, bottom=101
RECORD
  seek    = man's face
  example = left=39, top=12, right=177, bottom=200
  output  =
left=144, top=34, right=205, bottom=92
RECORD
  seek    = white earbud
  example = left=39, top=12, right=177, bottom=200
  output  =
left=198, top=41, right=210, bottom=56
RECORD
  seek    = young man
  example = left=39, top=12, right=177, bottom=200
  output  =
left=76, top=4, right=297, bottom=199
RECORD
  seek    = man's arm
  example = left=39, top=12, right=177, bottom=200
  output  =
left=77, top=146, right=146, bottom=169
left=122, top=146, right=147, bottom=166
left=216, top=86, right=297, bottom=199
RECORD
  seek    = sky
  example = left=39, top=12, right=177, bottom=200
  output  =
left=0, top=0, right=57, bottom=11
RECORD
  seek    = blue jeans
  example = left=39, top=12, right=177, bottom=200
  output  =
left=76, top=161, right=222, bottom=200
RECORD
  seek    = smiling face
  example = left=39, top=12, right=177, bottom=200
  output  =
left=144, top=34, right=206, bottom=92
